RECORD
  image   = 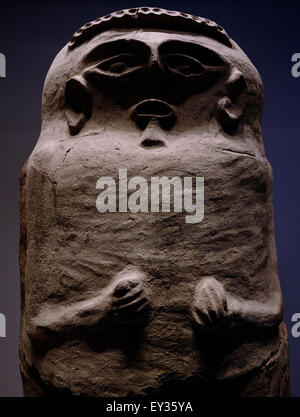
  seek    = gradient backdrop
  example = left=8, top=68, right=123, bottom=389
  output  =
left=0, top=0, right=299, bottom=397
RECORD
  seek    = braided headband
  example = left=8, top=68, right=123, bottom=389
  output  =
left=68, top=7, right=232, bottom=51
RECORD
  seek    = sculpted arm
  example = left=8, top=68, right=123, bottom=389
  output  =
left=191, top=277, right=283, bottom=332
left=27, top=269, right=149, bottom=343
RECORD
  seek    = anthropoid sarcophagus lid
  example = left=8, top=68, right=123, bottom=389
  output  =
left=19, top=7, right=290, bottom=397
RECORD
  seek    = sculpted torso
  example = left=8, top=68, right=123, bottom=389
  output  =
left=19, top=8, right=289, bottom=396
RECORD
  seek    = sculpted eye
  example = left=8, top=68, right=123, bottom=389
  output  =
left=97, top=54, right=141, bottom=74
left=107, top=62, right=128, bottom=73
left=163, top=54, right=204, bottom=76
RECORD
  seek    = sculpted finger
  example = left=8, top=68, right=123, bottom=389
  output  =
left=112, top=286, right=143, bottom=306
left=210, top=287, right=227, bottom=317
left=115, top=296, right=148, bottom=314
left=113, top=278, right=140, bottom=298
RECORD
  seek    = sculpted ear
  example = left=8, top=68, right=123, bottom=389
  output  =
left=217, top=68, right=247, bottom=134
left=65, top=76, right=93, bottom=135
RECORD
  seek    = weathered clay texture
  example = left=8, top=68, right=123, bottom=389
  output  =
left=19, top=7, right=290, bottom=396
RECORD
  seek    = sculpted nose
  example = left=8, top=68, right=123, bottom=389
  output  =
left=130, top=99, right=176, bottom=130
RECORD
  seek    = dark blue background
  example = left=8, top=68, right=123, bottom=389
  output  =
left=0, top=0, right=299, bottom=397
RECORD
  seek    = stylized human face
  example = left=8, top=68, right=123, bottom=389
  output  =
left=78, top=30, right=228, bottom=132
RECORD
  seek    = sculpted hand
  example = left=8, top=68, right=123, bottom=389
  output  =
left=111, top=272, right=149, bottom=323
left=192, top=277, right=230, bottom=330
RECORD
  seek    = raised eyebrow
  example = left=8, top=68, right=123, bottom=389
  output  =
left=158, top=40, right=225, bottom=64
left=82, top=39, right=151, bottom=64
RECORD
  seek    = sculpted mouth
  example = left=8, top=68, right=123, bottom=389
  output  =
left=139, top=117, right=168, bottom=148
left=141, top=138, right=166, bottom=148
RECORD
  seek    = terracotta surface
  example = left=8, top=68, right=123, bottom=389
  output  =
left=19, top=7, right=290, bottom=396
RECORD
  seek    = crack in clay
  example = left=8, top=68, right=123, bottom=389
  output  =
left=219, top=148, right=256, bottom=158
